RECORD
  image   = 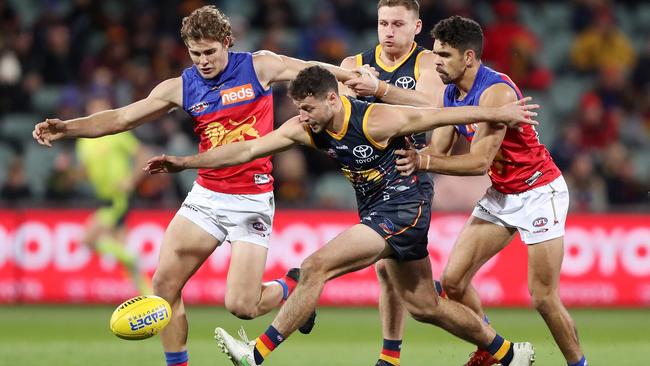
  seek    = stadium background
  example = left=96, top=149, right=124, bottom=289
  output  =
left=0, top=0, right=649, bottom=365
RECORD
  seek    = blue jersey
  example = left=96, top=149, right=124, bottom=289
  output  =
left=443, top=64, right=560, bottom=193
left=307, top=96, right=428, bottom=212
left=181, top=51, right=275, bottom=194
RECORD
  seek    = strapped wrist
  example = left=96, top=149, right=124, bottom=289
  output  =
left=375, top=80, right=389, bottom=99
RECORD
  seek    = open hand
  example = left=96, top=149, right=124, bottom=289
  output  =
left=499, top=96, right=540, bottom=131
left=144, top=154, right=186, bottom=174
left=32, top=118, right=67, bottom=147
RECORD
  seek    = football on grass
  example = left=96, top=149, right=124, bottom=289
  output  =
left=109, top=295, right=172, bottom=340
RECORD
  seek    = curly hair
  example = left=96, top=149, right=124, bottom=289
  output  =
left=180, top=5, right=234, bottom=47
left=431, top=15, right=483, bottom=58
left=377, top=0, right=419, bottom=15
left=288, top=66, right=339, bottom=100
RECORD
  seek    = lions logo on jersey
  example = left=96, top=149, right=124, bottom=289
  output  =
left=395, top=76, right=416, bottom=90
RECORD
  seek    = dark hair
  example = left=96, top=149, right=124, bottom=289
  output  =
left=288, top=66, right=339, bottom=100
left=431, top=16, right=483, bottom=58
left=181, top=5, right=234, bottom=47
left=377, top=0, right=420, bottom=15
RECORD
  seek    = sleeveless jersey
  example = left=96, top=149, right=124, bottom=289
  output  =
left=182, top=51, right=274, bottom=194
left=443, top=64, right=561, bottom=194
left=355, top=43, right=433, bottom=197
left=307, top=96, right=428, bottom=212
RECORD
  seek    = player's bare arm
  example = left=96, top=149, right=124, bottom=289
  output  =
left=396, top=84, right=517, bottom=176
left=253, top=50, right=359, bottom=88
left=338, top=56, right=360, bottom=97
left=145, top=117, right=311, bottom=174
left=345, top=52, right=443, bottom=107
left=33, top=78, right=181, bottom=147
left=365, top=95, right=538, bottom=147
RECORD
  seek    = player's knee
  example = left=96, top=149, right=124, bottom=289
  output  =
left=374, top=260, right=389, bottom=281
left=300, top=255, right=327, bottom=283
left=407, top=304, right=442, bottom=325
left=440, top=273, right=465, bottom=300
left=152, top=272, right=181, bottom=303
left=224, top=297, right=257, bottom=320
left=530, top=289, right=559, bottom=314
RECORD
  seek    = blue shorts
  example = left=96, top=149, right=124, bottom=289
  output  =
left=359, top=196, right=431, bottom=261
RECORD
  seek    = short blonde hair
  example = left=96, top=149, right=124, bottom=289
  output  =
left=180, top=5, right=234, bottom=47
left=377, top=0, right=420, bottom=15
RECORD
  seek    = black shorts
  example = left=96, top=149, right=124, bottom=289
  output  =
left=359, top=197, right=431, bottom=261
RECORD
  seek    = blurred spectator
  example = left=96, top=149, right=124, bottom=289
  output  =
left=551, top=124, right=582, bottom=171
left=600, top=143, right=646, bottom=205
left=45, top=150, right=80, bottom=200
left=273, top=148, right=309, bottom=205
left=631, top=38, right=650, bottom=95
left=332, top=0, right=373, bottom=33
left=576, top=92, right=619, bottom=150
left=570, top=8, right=636, bottom=74
left=31, top=22, right=80, bottom=85
left=298, top=2, right=350, bottom=64
left=251, top=0, right=300, bottom=30
left=0, top=156, right=32, bottom=201
left=482, top=0, right=552, bottom=89
left=564, top=153, right=607, bottom=212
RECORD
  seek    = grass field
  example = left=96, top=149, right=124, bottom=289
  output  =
left=1, top=305, right=647, bottom=365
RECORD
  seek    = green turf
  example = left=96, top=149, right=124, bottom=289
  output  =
left=0, top=305, right=647, bottom=365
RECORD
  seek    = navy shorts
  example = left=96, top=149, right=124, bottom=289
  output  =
left=359, top=197, right=431, bottom=261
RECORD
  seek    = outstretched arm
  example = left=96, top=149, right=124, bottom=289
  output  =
left=145, top=117, right=310, bottom=174
left=365, top=96, right=538, bottom=146
left=396, top=84, right=519, bottom=176
left=253, top=50, right=359, bottom=88
left=33, top=78, right=181, bottom=147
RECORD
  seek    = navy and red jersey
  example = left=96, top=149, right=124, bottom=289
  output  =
left=443, top=63, right=561, bottom=194
left=182, top=51, right=274, bottom=194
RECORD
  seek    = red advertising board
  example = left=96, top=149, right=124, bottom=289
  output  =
left=0, top=209, right=648, bottom=306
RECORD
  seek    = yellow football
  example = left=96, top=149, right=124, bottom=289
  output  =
left=109, top=295, right=172, bottom=340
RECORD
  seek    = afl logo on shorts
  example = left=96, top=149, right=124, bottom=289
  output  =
left=353, top=145, right=374, bottom=159
left=395, top=76, right=416, bottom=90
left=532, top=217, right=548, bottom=227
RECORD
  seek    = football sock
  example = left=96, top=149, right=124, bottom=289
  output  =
left=433, top=280, right=447, bottom=298
left=378, top=339, right=402, bottom=365
left=165, top=350, right=188, bottom=366
left=486, top=334, right=514, bottom=365
left=272, top=275, right=297, bottom=301
left=253, top=325, right=284, bottom=364
left=568, top=356, right=587, bottom=366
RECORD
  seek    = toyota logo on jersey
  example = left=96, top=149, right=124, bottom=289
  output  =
left=353, top=145, right=374, bottom=158
left=395, top=76, right=416, bottom=90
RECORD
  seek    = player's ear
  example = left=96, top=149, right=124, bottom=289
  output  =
left=465, top=49, right=475, bottom=65
left=415, top=19, right=422, bottom=35
left=223, top=36, right=231, bottom=49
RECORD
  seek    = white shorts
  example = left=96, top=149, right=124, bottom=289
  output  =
left=177, top=182, right=275, bottom=248
left=471, top=175, right=569, bottom=244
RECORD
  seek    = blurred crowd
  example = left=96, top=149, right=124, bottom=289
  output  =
left=0, top=0, right=648, bottom=212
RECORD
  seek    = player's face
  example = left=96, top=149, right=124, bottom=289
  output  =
left=432, top=40, right=467, bottom=84
left=186, top=38, right=230, bottom=79
left=293, top=93, right=337, bottom=133
left=377, top=6, right=421, bottom=53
